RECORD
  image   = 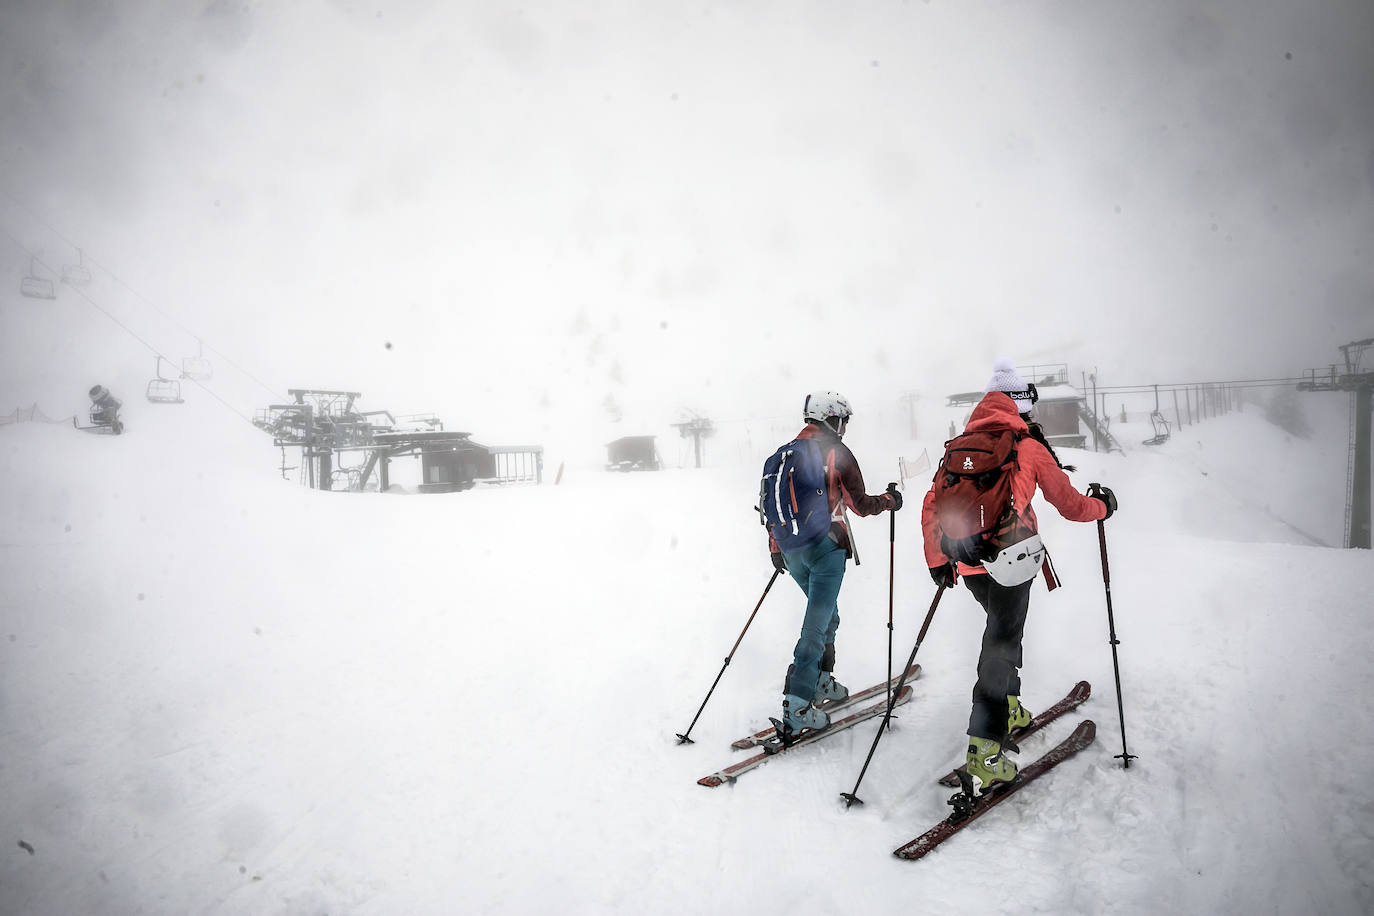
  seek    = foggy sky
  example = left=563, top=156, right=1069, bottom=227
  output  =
left=2, top=0, right=1371, bottom=439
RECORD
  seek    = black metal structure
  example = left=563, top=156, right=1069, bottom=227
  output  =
left=74, top=385, right=124, bottom=435
left=254, top=389, right=542, bottom=492
left=1298, top=338, right=1373, bottom=549
left=671, top=413, right=715, bottom=468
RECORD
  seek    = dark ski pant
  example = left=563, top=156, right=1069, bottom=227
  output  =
left=781, top=537, right=845, bottom=703
left=963, top=572, right=1034, bottom=741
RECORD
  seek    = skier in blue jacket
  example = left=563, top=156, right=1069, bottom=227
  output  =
left=765, top=391, right=901, bottom=737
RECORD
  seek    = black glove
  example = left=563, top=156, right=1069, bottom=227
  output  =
left=886, top=482, right=903, bottom=511
left=771, top=551, right=788, bottom=573
left=929, top=563, right=956, bottom=589
left=1091, top=485, right=1118, bottom=520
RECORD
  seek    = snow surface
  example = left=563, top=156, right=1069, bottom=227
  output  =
left=2, top=371, right=1372, bottom=916
left=4, top=2, right=1373, bottom=911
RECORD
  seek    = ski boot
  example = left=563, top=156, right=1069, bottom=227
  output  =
left=949, top=735, right=1020, bottom=821
left=1007, top=695, right=1034, bottom=738
left=774, top=694, right=830, bottom=745
left=816, top=671, right=849, bottom=705
left=963, top=735, right=1019, bottom=796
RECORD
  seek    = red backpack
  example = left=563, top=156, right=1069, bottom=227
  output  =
left=931, top=428, right=1024, bottom=565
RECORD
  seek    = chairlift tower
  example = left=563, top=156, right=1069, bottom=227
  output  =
left=1298, top=338, right=1373, bottom=549
left=253, top=389, right=367, bottom=490
left=672, top=412, right=716, bottom=469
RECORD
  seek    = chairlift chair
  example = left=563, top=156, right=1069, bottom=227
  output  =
left=1142, top=409, right=1171, bottom=447
left=20, top=258, right=55, bottom=300
left=181, top=339, right=213, bottom=381
left=61, top=248, right=91, bottom=287
left=146, top=356, right=184, bottom=404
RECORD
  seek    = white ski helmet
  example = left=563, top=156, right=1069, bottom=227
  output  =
left=803, top=391, right=854, bottom=428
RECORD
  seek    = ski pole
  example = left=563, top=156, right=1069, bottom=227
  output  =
left=885, top=482, right=898, bottom=717
left=675, top=569, right=783, bottom=745
left=840, top=584, right=947, bottom=808
left=1090, top=482, right=1136, bottom=769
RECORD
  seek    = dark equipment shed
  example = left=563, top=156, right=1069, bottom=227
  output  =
left=606, top=435, right=660, bottom=471
left=363, top=431, right=543, bottom=493
left=1029, top=384, right=1088, bottom=449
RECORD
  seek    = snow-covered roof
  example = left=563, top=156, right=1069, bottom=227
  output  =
left=1035, top=383, right=1085, bottom=402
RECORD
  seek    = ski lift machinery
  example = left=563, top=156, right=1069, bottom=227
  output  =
left=74, top=385, right=124, bottom=435
left=145, top=356, right=184, bottom=403
left=20, top=257, right=55, bottom=300
left=181, top=339, right=213, bottom=380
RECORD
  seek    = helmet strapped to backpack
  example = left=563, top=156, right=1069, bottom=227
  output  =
left=803, top=391, right=853, bottom=434
left=982, top=533, right=1046, bottom=586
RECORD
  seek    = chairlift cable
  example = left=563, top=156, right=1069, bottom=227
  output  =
left=76, top=254, right=285, bottom=401
left=1, top=226, right=254, bottom=425
left=1083, top=377, right=1311, bottom=393
left=0, top=186, right=287, bottom=403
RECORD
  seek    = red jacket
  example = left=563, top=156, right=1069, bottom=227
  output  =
left=768, top=423, right=895, bottom=558
left=921, top=392, right=1106, bottom=576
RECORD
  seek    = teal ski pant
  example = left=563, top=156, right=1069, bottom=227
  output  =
left=781, top=537, right=846, bottom=702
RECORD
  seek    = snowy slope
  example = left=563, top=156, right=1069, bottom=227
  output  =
left=4, top=1, right=1373, bottom=910
left=2, top=369, right=1372, bottom=916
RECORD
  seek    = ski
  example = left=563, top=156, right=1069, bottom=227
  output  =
left=892, top=719, right=1097, bottom=860
left=699, top=685, right=914, bottom=788
left=936, top=680, right=1091, bottom=787
left=730, top=664, right=923, bottom=749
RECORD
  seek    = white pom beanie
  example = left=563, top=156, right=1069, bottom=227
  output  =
left=985, top=358, right=1034, bottom=414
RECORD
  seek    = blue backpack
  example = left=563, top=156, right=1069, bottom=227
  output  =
left=760, top=437, right=831, bottom=553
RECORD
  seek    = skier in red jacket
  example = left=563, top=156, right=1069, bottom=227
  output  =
left=921, top=359, right=1117, bottom=793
